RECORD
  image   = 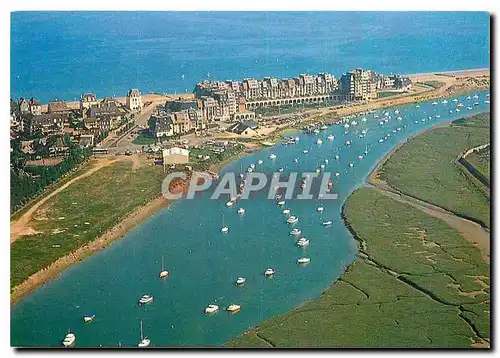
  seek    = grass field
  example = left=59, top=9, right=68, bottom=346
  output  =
left=225, top=188, right=489, bottom=348
left=466, top=147, right=490, bottom=180
left=11, top=159, right=165, bottom=288
left=378, top=113, right=490, bottom=228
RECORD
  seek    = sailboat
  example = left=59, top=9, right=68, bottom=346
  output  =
left=221, top=214, right=229, bottom=233
left=137, top=321, right=151, bottom=348
left=159, top=256, right=169, bottom=278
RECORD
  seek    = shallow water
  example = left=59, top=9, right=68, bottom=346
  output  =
left=11, top=92, right=490, bottom=347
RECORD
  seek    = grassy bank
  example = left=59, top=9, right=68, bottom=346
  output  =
left=378, top=113, right=490, bottom=228
left=11, top=159, right=165, bottom=288
left=225, top=188, right=489, bottom=348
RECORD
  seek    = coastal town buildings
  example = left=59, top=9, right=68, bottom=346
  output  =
left=80, top=93, right=99, bottom=113
left=29, top=98, right=42, bottom=116
left=48, top=101, right=70, bottom=114
left=126, top=88, right=142, bottom=111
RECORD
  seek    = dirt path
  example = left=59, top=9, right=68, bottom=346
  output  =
left=10, top=157, right=119, bottom=243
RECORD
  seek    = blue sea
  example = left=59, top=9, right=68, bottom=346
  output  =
left=11, top=12, right=489, bottom=102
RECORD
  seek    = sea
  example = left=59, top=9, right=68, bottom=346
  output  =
left=10, top=12, right=490, bottom=347
left=11, top=12, right=489, bottom=102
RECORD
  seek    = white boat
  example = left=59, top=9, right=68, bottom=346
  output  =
left=453, top=98, right=459, bottom=102
left=313, top=129, right=320, bottom=134
left=297, top=257, right=311, bottom=264
left=344, top=123, right=350, bottom=129
left=238, top=208, right=245, bottom=215
left=283, top=209, right=291, bottom=215
left=335, top=155, right=340, bottom=161
left=379, top=139, right=384, bottom=143
left=414, top=120, right=419, bottom=124
left=287, top=216, right=298, bottom=224
left=204, top=304, right=219, bottom=314
left=226, top=201, right=234, bottom=207
left=303, top=149, right=309, bottom=154
left=351, top=121, right=358, bottom=126
left=317, top=206, right=324, bottom=212
left=290, top=228, right=302, bottom=236
left=297, top=238, right=310, bottom=247
left=221, top=214, right=229, bottom=233
left=62, top=332, right=76, bottom=347
left=324, top=159, right=329, bottom=164
left=466, top=96, right=471, bottom=100
left=320, top=125, right=328, bottom=130
left=416, top=104, right=420, bottom=108
left=257, top=159, right=263, bottom=165
left=83, top=315, right=96, bottom=323
left=227, top=304, right=241, bottom=313
left=247, top=167, right=253, bottom=173
left=435, top=114, right=441, bottom=118
left=320, top=164, right=325, bottom=169
left=264, top=268, right=275, bottom=276
left=456, top=108, right=461, bottom=112
left=236, top=277, right=247, bottom=285
left=397, top=116, right=402, bottom=121
left=327, top=135, right=335, bottom=141
left=362, top=117, right=367, bottom=122
left=335, top=172, right=340, bottom=177
left=250, top=163, right=255, bottom=169
left=345, top=140, right=351, bottom=146
left=316, top=139, right=323, bottom=145
left=138, top=294, right=153, bottom=305
left=159, top=256, right=169, bottom=279
left=485, top=100, right=490, bottom=104
left=278, top=167, right=284, bottom=172
left=349, top=163, right=354, bottom=168
left=322, top=220, right=333, bottom=226
left=137, top=321, right=151, bottom=348
left=277, top=200, right=286, bottom=206
left=379, top=121, right=384, bottom=125
left=432, top=101, right=438, bottom=105
left=442, top=100, right=448, bottom=104
left=269, top=153, right=277, bottom=160
left=293, top=158, right=299, bottom=163
left=394, top=109, right=400, bottom=114
left=358, top=155, right=363, bottom=160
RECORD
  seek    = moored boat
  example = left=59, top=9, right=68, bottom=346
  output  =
left=138, top=294, right=153, bottom=305
left=227, top=304, right=241, bottom=313
left=83, top=315, right=96, bottom=323
left=204, top=304, right=219, bottom=314
left=297, top=257, right=311, bottom=264
left=290, top=228, right=302, bottom=236
left=62, top=332, right=76, bottom=347
left=264, top=268, right=275, bottom=276
left=297, top=238, right=310, bottom=247
left=287, top=216, right=298, bottom=224
left=236, top=277, right=247, bottom=285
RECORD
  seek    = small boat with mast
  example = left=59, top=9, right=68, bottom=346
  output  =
left=221, top=214, right=229, bottom=233
left=137, top=321, right=151, bottom=348
left=159, top=256, right=169, bottom=279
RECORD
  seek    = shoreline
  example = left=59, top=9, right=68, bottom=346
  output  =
left=10, top=194, right=174, bottom=305
left=30, top=68, right=489, bottom=108
left=10, top=75, right=490, bottom=305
